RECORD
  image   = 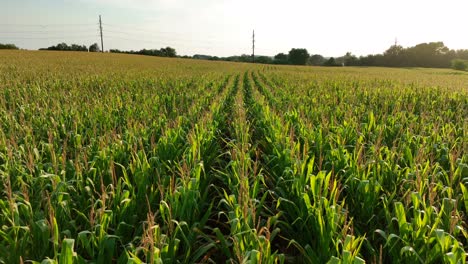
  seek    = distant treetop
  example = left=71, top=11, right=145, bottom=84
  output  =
left=39, top=43, right=88, bottom=52
left=109, top=46, right=177, bottom=58
left=0, top=43, right=19, bottom=50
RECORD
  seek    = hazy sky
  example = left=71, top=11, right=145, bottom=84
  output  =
left=1, top=0, right=467, bottom=57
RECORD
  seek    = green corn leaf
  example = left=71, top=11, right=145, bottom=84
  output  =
left=59, top=238, right=75, bottom=264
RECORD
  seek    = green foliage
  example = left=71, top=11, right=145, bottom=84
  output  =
left=0, top=43, right=19, bottom=50
left=324, top=57, right=339, bottom=66
left=451, top=59, right=467, bottom=71
left=109, top=46, right=177, bottom=57
left=353, top=42, right=468, bottom=68
left=0, top=51, right=466, bottom=263
left=89, top=43, right=100, bottom=52
left=288, top=48, right=310, bottom=65
left=39, top=42, right=87, bottom=51
left=308, top=54, right=325, bottom=66
left=273, top=53, right=289, bottom=65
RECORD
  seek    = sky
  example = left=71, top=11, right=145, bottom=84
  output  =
left=1, top=0, right=468, bottom=57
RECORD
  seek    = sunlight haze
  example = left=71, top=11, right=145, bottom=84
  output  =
left=1, top=0, right=467, bottom=57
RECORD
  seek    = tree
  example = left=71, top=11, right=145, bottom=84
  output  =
left=273, top=53, right=288, bottom=64
left=343, top=52, right=359, bottom=66
left=323, top=57, right=338, bottom=66
left=455, top=49, right=468, bottom=60
left=160, top=47, right=176, bottom=57
left=103, top=47, right=179, bottom=58
left=384, top=44, right=404, bottom=57
left=56, top=43, right=69, bottom=51
left=308, top=54, right=325, bottom=66
left=40, top=43, right=88, bottom=51
left=288, top=48, right=310, bottom=65
left=452, top=59, right=467, bottom=71
left=89, top=43, right=100, bottom=52
left=71, top=44, right=87, bottom=51
left=256, top=56, right=273, bottom=64
left=0, top=43, right=19, bottom=50
left=404, top=42, right=451, bottom=68
left=382, top=45, right=405, bottom=66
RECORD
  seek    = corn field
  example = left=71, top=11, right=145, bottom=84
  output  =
left=0, top=50, right=467, bottom=263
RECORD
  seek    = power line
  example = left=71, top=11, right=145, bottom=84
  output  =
left=104, top=29, right=227, bottom=45
left=0, top=23, right=96, bottom=27
left=103, top=23, right=215, bottom=37
left=105, top=35, right=225, bottom=50
left=103, top=23, right=223, bottom=42
left=0, top=22, right=258, bottom=55
left=0, top=22, right=244, bottom=46
left=0, top=29, right=230, bottom=49
left=0, top=35, right=99, bottom=40
left=0, top=29, right=96, bottom=34
left=103, top=23, right=183, bottom=36
left=101, top=23, right=233, bottom=50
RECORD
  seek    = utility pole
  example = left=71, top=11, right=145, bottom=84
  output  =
left=99, top=15, right=104, bottom=53
left=252, top=30, right=255, bottom=63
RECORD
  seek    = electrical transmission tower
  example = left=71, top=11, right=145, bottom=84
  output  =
left=99, top=15, right=104, bottom=52
left=252, top=30, right=255, bottom=63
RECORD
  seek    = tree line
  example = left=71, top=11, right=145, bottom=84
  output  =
left=340, top=42, right=468, bottom=69
left=0, top=43, right=19, bottom=50
left=0, top=42, right=177, bottom=58
left=38, top=42, right=101, bottom=52
left=109, top=47, right=177, bottom=57
left=283, top=42, right=468, bottom=70
left=190, top=42, right=468, bottom=70
left=189, top=49, right=310, bottom=65
left=2, top=41, right=468, bottom=70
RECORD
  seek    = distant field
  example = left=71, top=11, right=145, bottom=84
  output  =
left=0, top=50, right=467, bottom=263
